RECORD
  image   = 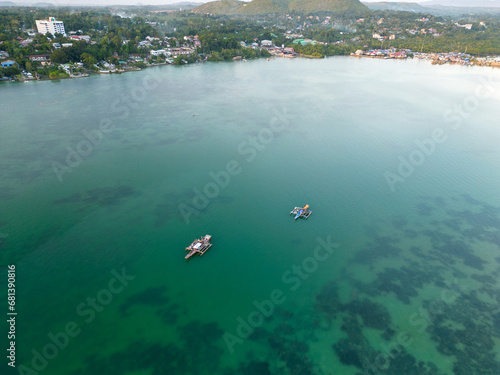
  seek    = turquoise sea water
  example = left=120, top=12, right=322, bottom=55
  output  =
left=1, top=57, right=500, bottom=375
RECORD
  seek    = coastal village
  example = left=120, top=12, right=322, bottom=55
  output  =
left=351, top=49, right=500, bottom=67
left=0, top=15, right=268, bottom=80
left=1, top=7, right=500, bottom=81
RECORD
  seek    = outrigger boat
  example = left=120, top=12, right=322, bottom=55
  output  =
left=185, top=235, right=212, bottom=259
left=290, top=204, right=312, bottom=220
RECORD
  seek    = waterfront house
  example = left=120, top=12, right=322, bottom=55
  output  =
left=60, top=64, right=71, bottom=73
left=29, top=54, right=50, bottom=62
left=128, top=54, right=143, bottom=62
left=294, top=38, right=317, bottom=45
left=151, top=49, right=166, bottom=56
left=165, top=47, right=195, bottom=56
left=102, top=61, right=115, bottom=70
left=1, top=60, right=18, bottom=67
left=390, top=52, right=407, bottom=59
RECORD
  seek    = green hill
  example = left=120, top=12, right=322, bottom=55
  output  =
left=239, top=0, right=293, bottom=14
left=192, top=0, right=369, bottom=14
left=192, top=0, right=245, bottom=14
left=289, top=0, right=368, bottom=13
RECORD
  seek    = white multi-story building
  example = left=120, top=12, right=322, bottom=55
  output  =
left=35, top=17, right=66, bottom=36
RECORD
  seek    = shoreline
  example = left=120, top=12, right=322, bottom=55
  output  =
left=352, top=54, right=500, bottom=68
left=351, top=51, right=500, bottom=68
left=3, top=54, right=499, bottom=84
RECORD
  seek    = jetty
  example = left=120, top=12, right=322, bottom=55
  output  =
left=290, top=205, right=312, bottom=220
left=185, top=235, right=212, bottom=259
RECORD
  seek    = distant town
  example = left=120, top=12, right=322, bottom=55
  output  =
left=1, top=5, right=500, bottom=81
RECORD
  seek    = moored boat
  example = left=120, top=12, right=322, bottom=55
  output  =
left=290, top=205, right=312, bottom=220
left=185, top=235, right=212, bottom=259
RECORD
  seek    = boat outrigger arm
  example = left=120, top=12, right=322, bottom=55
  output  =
left=290, top=204, right=312, bottom=220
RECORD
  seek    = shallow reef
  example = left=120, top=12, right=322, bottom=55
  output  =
left=119, top=286, right=170, bottom=316
left=53, top=186, right=137, bottom=206
left=424, top=292, right=500, bottom=375
left=67, top=194, right=500, bottom=375
left=318, top=195, right=500, bottom=374
left=333, top=313, right=444, bottom=375
left=223, top=360, right=272, bottom=375
left=353, top=235, right=401, bottom=264
left=70, top=321, right=225, bottom=375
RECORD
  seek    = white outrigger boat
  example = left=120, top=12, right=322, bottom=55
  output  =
left=185, top=235, right=212, bottom=259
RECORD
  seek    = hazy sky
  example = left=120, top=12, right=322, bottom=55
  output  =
left=14, top=0, right=430, bottom=5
